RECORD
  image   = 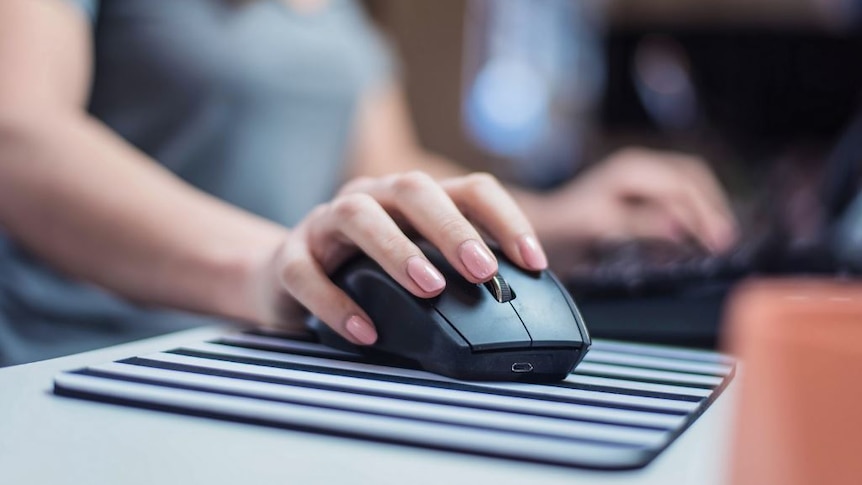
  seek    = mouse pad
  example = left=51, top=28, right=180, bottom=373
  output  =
left=52, top=331, right=735, bottom=470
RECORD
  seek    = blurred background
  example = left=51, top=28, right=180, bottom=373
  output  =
left=367, top=0, right=862, bottom=177
left=364, top=0, right=862, bottom=347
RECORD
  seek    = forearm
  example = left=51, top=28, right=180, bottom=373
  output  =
left=0, top=111, right=287, bottom=325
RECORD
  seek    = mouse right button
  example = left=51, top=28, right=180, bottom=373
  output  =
left=509, top=271, right=586, bottom=348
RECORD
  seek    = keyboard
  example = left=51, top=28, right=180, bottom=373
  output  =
left=564, top=240, right=758, bottom=297
left=564, top=235, right=850, bottom=298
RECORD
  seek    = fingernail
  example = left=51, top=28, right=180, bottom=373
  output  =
left=517, top=234, right=548, bottom=270
left=407, top=256, right=446, bottom=293
left=345, top=315, right=377, bottom=345
left=458, top=239, right=497, bottom=280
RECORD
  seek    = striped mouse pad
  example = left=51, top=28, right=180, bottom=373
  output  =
left=53, top=331, right=735, bottom=470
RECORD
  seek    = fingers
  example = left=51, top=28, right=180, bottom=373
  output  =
left=390, top=172, right=499, bottom=283
left=441, top=173, right=547, bottom=270
left=277, top=239, right=378, bottom=345
left=635, top=195, right=704, bottom=245
left=342, top=171, right=500, bottom=283
left=640, top=184, right=732, bottom=252
left=280, top=170, right=548, bottom=344
left=610, top=150, right=738, bottom=252
left=343, top=171, right=546, bottom=280
left=656, top=160, right=737, bottom=252
left=670, top=154, right=735, bottom=219
left=679, top=183, right=736, bottom=252
left=633, top=178, right=728, bottom=251
left=308, top=192, right=446, bottom=297
left=656, top=153, right=738, bottom=247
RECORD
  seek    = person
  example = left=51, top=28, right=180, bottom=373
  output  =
left=0, top=0, right=737, bottom=366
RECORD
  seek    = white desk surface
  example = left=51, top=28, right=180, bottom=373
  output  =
left=0, top=327, right=737, bottom=485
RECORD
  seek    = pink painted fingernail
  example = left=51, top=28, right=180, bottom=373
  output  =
left=517, top=234, right=548, bottom=270
left=458, top=239, right=497, bottom=280
left=345, top=315, right=377, bottom=345
left=407, top=256, right=446, bottom=293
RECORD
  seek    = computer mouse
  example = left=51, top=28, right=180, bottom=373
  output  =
left=308, top=241, right=591, bottom=382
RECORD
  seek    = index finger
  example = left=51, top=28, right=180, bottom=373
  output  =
left=440, top=173, right=548, bottom=271
left=668, top=155, right=738, bottom=226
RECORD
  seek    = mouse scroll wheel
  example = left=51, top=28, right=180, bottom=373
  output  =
left=484, top=274, right=515, bottom=303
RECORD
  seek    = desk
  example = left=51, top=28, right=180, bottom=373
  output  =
left=0, top=327, right=737, bottom=485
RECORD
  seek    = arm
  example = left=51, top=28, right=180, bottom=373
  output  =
left=0, top=1, right=546, bottom=346
left=0, top=0, right=286, bottom=325
left=348, top=82, right=738, bottom=265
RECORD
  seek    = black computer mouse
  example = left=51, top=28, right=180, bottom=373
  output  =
left=308, top=241, right=591, bottom=382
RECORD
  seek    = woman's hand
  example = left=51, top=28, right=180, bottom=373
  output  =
left=260, top=171, right=548, bottom=345
left=524, top=148, right=739, bottom=266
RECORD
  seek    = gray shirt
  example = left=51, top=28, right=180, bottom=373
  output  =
left=0, top=0, right=392, bottom=365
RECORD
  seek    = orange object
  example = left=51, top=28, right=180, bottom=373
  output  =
left=723, top=278, right=862, bottom=485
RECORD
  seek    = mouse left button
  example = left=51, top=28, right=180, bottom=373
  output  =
left=434, top=288, right=531, bottom=352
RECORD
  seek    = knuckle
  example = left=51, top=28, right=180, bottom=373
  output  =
left=463, top=172, right=499, bottom=195
left=380, top=173, right=400, bottom=186
left=438, top=214, right=470, bottom=238
left=330, top=192, right=376, bottom=221
left=279, top=251, right=307, bottom=291
left=392, top=170, right=434, bottom=194
left=326, top=291, right=353, bottom=314
left=467, top=171, right=499, bottom=186
left=379, top=231, right=409, bottom=257
left=612, top=148, right=658, bottom=172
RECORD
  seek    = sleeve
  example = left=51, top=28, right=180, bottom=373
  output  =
left=64, top=0, right=100, bottom=24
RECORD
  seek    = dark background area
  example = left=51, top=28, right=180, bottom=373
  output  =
left=602, top=29, right=862, bottom=155
left=366, top=0, right=862, bottom=175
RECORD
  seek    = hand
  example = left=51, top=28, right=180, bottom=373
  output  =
left=527, top=148, right=739, bottom=264
left=258, top=171, right=548, bottom=345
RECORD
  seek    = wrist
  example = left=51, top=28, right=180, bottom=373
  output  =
left=205, top=223, right=290, bottom=328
